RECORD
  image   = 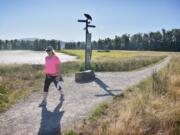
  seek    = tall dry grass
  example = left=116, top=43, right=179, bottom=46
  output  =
left=65, top=54, right=180, bottom=135
left=0, top=64, right=44, bottom=111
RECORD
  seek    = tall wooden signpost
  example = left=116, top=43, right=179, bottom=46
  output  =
left=75, top=14, right=96, bottom=82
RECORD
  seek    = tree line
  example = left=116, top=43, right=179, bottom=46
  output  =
left=0, top=39, right=61, bottom=50
left=0, top=28, right=179, bottom=51
left=65, top=28, right=180, bottom=51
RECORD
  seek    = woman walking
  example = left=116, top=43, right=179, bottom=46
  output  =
left=39, top=46, right=63, bottom=106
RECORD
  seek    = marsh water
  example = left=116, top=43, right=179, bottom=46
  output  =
left=0, top=50, right=77, bottom=64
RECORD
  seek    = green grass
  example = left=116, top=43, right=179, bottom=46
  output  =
left=89, top=56, right=166, bottom=72
left=61, top=61, right=80, bottom=75
left=89, top=102, right=109, bottom=122
left=64, top=130, right=78, bottom=135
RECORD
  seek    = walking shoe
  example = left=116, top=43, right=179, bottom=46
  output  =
left=39, top=100, right=47, bottom=107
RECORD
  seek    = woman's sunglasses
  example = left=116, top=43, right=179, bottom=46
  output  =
left=46, top=50, right=52, bottom=52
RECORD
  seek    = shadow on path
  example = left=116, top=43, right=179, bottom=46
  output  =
left=94, top=77, right=122, bottom=97
left=38, top=95, right=64, bottom=135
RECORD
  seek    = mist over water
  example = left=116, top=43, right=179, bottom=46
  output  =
left=0, top=50, right=77, bottom=64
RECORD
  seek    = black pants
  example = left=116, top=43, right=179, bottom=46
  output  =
left=43, top=74, right=61, bottom=92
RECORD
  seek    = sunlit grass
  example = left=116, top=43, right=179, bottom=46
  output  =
left=59, top=50, right=168, bottom=72
left=59, top=49, right=167, bottom=62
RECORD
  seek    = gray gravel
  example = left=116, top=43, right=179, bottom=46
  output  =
left=0, top=56, right=171, bottom=135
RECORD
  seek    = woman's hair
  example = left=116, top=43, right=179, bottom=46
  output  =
left=52, top=50, right=55, bottom=55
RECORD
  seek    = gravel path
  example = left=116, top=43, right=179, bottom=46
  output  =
left=0, top=56, right=171, bottom=135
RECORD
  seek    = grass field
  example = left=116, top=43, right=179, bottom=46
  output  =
left=65, top=53, right=180, bottom=135
left=59, top=50, right=167, bottom=71
left=59, top=49, right=167, bottom=62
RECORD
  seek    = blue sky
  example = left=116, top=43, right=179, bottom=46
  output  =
left=0, top=0, right=179, bottom=41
